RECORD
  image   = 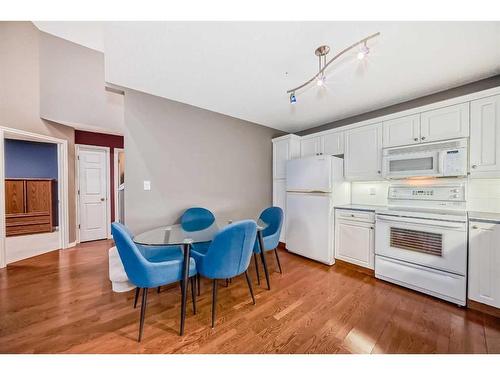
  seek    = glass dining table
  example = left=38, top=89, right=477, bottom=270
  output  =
left=133, top=219, right=270, bottom=336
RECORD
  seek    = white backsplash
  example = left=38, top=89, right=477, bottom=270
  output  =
left=351, top=178, right=500, bottom=213
left=467, top=179, right=500, bottom=213
left=351, top=181, right=390, bottom=206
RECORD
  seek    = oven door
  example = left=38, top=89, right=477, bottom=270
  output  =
left=375, top=214, right=467, bottom=275
left=382, top=151, right=440, bottom=179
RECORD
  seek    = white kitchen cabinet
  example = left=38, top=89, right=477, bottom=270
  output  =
left=273, top=135, right=301, bottom=179
left=335, top=209, right=375, bottom=269
left=300, top=136, right=322, bottom=157
left=468, top=221, right=500, bottom=308
left=420, top=103, right=469, bottom=143
left=344, top=123, right=383, bottom=181
left=470, top=94, right=500, bottom=178
left=383, top=114, right=421, bottom=147
left=323, top=131, right=344, bottom=155
left=273, top=179, right=287, bottom=242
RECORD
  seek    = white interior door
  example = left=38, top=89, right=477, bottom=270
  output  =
left=79, top=148, right=108, bottom=242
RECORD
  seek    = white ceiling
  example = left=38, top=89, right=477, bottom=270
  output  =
left=35, top=21, right=500, bottom=133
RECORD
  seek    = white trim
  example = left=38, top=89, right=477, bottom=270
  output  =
left=0, top=126, right=70, bottom=268
left=67, top=241, right=77, bottom=248
left=113, top=148, right=124, bottom=225
left=285, top=86, right=500, bottom=140
left=75, top=144, right=111, bottom=242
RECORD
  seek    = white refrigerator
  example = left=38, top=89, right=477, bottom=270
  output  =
left=285, top=155, right=350, bottom=265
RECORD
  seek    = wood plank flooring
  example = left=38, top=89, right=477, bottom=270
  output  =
left=0, top=240, right=499, bottom=353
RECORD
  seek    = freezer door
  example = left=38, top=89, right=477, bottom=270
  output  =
left=285, top=192, right=334, bottom=265
left=286, top=156, right=332, bottom=192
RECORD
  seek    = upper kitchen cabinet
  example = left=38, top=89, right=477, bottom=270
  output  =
left=420, top=103, right=469, bottom=142
left=470, top=94, right=500, bottom=178
left=300, top=136, right=322, bottom=157
left=273, top=135, right=301, bottom=179
left=383, top=114, right=421, bottom=147
left=322, top=131, right=344, bottom=155
left=345, top=123, right=383, bottom=181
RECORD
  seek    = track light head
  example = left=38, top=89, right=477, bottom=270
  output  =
left=316, top=74, right=326, bottom=87
left=290, top=92, right=297, bottom=104
left=357, top=43, right=370, bottom=60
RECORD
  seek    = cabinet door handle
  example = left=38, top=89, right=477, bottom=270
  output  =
left=472, top=225, right=478, bottom=229
left=413, top=137, right=419, bottom=141
left=471, top=165, right=477, bottom=169
left=421, top=136, right=426, bottom=141
left=377, top=170, right=381, bottom=174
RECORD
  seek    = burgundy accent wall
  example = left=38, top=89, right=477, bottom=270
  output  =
left=75, top=130, right=124, bottom=222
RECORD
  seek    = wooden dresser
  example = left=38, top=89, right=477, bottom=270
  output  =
left=5, top=178, right=56, bottom=237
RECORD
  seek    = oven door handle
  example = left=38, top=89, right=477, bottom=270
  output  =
left=376, top=215, right=466, bottom=230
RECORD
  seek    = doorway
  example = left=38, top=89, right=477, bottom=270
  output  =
left=0, top=127, right=70, bottom=268
left=76, top=145, right=110, bottom=242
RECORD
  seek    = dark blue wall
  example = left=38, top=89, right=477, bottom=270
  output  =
left=5, top=139, right=58, bottom=179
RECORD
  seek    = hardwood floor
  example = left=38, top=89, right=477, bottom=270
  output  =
left=1, top=240, right=499, bottom=354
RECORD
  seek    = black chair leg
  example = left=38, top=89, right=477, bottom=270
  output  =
left=225, top=278, right=229, bottom=287
left=274, top=248, right=283, bottom=274
left=138, top=288, right=148, bottom=342
left=254, top=253, right=261, bottom=285
left=157, top=286, right=161, bottom=294
left=190, top=276, right=197, bottom=315
left=211, top=279, right=218, bottom=328
left=133, top=287, right=140, bottom=309
left=244, top=271, right=256, bottom=305
left=197, top=274, right=201, bottom=296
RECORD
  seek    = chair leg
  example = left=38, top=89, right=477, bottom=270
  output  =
left=254, top=253, right=261, bottom=285
left=133, top=287, right=140, bottom=309
left=225, top=278, right=229, bottom=287
left=190, top=276, right=197, bottom=315
left=211, top=279, right=218, bottom=328
left=197, top=274, right=201, bottom=296
left=274, top=248, right=283, bottom=274
left=157, top=286, right=161, bottom=294
left=138, top=288, right=148, bottom=342
left=244, top=271, right=256, bottom=305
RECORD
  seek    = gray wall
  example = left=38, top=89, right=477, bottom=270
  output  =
left=39, top=31, right=124, bottom=134
left=0, top=21, right=77, bottom=243
left=298, top=74, right=500, bottom=136
left=124, top=89, right=283, bottom=234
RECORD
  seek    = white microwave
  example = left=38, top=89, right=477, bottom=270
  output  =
left=382, top=138, right=468, bottom=179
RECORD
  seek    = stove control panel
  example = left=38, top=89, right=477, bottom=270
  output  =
left=388, top=185, right=465, bottom=201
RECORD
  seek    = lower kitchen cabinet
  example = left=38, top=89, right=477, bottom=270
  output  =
left=468, top=220, right=500, bottom=308
left=334, top=209, right=375, bottom=269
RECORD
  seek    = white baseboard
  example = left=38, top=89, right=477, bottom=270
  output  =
left=67, top=241, right=77, bottom=248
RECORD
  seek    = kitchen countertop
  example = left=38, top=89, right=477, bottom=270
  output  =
left=334, top=204, right=387, bottom=212
left=468, top=211, right=500, bottom=224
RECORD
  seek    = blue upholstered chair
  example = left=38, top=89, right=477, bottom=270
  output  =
left=180, top=207, right=215, bottom=293
left=253, top=207, right=284, bottom=284
left=190, top=220, right=257, bottom=327
left=111, top=222, right=197, bottom=341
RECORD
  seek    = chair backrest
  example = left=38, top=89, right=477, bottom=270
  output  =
left=181, top=207, right=215, bottom=232
left=259, top=206, right=283, bottom=247
left=111, top=222, right=150, bottom=287
left=201, top=220, right=257, bottom=279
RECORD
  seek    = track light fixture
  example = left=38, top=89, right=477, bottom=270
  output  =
left=287, top=32, right=380, bottom=103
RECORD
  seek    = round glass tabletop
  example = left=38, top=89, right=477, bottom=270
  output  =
left=133, top=220, right=267, bottom=246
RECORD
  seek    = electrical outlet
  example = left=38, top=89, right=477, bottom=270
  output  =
left=143, top=180, right=151, bottom=191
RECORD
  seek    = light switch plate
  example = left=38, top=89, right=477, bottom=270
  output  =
left=143, top=180, right=151, bottom=191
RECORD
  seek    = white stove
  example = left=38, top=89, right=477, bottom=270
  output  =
left=374, top=183, right=468, bottom=306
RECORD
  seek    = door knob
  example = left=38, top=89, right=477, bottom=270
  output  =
left=100, top=198, right=105, bottom=202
